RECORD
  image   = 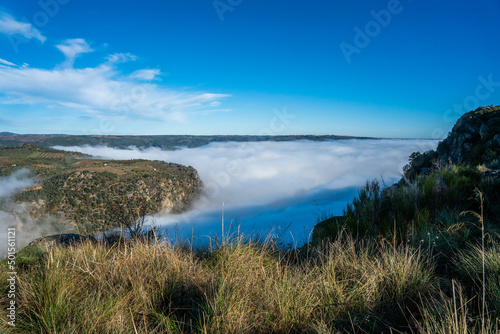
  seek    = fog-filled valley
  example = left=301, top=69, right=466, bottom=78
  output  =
left=50, top=139, right=439, bottom=245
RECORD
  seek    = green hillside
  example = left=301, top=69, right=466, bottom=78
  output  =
left=0, top=144, right=202, bottom=232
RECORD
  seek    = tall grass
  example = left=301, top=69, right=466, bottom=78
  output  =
left=310, top=164, right=500, bottom=332
left=456, top=243, right=500, bottom=315
left=416, top=282, right=500, bottom=334
left=1, top=240, right=211, bottom=333
left=0, top=234, right=443, bottom=333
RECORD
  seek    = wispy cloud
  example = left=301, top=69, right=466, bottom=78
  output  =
left=0, top=39, right=230, bottom=124
left=0, top=58, right=15, bottom=67
left=130, top=68, right=161, bottom=81
left=56, top=38, right=94, bottom=68
left=106, top=52, right=137, bottom=64
left=0, top=7, right=230, bottom=128
left=0, top=12, right=46, bottom=43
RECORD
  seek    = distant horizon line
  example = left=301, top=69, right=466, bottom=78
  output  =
left=0, top=132, right=442, bottom=141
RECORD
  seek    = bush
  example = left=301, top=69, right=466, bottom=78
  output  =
left=403, top=150, right=438, bottom=179
left=315, top=165, right=500, bottom=244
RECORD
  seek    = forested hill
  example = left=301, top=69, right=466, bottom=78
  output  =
left=0, top=134, right=373, bottom=150
left=0, top=144, right=202, bottom=233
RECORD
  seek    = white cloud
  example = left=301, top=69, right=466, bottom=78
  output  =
left=106, top=53, right=137, bottom=64
left=58, top=101, right=91, bottom=109
left=0, top=12, right=46, bottom=43
left=56, top=38, right=94, bottom=67
left=130, top=68, right=161, bottom=81
left=0, top=62, right=229, bottom=123
left=0, top=26, right=230, bottom=127
left=0, top=58, right=15, bottom=67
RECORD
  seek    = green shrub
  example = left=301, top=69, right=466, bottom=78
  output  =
left=315, top=165, right=500, bottom=244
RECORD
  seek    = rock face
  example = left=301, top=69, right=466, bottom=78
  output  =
left=28, top=233, right=97, bottom=248
left=404, top=105, right=500, bottom=178
left=436, top=105, right=500, bottom=166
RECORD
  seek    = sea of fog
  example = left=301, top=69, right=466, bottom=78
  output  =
left=53, top=139, right=439, bottom=247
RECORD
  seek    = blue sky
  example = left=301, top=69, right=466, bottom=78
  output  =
left=0, top=0, right=499, bottom=138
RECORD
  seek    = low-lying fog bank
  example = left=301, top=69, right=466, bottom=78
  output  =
left=54, top=139, right=438, bottom=246
left=54, top=139, right=437, bottom=244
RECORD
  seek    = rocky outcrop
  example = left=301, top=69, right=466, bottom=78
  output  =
left=404, top=105, right=500, bottom=178
left=436, top=105, right=500, bottom=166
